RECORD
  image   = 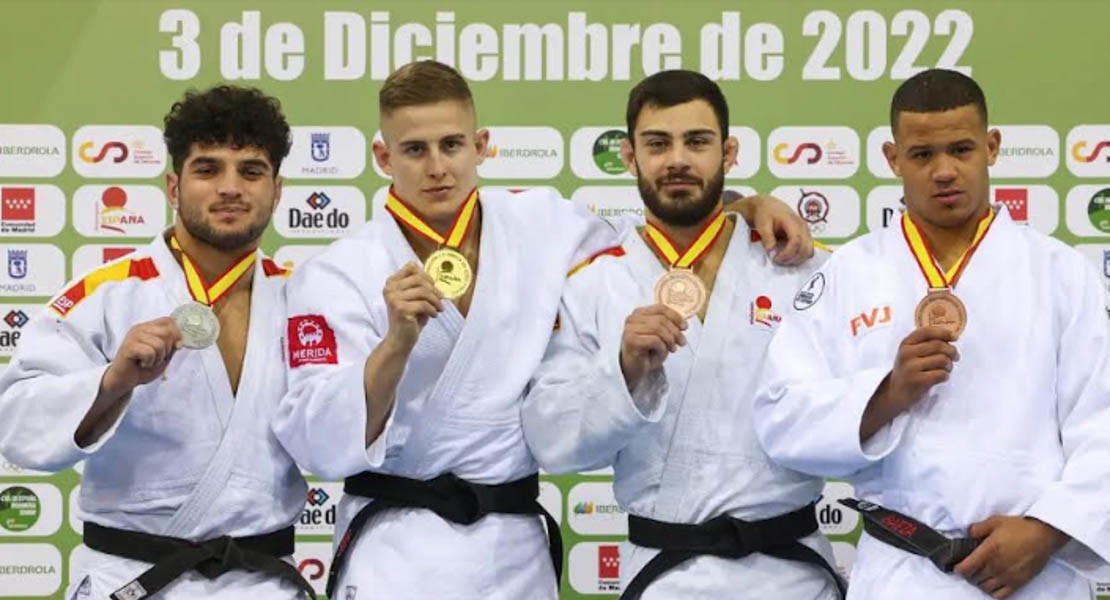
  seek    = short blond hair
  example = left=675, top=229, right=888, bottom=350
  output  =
left=379, top=61, right=475, bottom=116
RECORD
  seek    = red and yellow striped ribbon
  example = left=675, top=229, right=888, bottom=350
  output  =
left=385, top=186, right=479, bottom=249
left=170, top=236, right=256, bottom=305
left=900, top=209, right=995, bottom=289
left=644, top=209, right=726, bottom=268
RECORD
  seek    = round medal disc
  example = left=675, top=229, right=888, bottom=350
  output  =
left=653, top=269, right=707, bottom=319
left=914, top=290, right=967, bottom=337
left=171, top=301, right=220, bottom=349
left=424, top=248, right=473, bottom=300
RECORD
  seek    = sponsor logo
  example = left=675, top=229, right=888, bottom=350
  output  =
left=0, top=125, right=66, bottom=177
left=768, top=127, right=860, bottom=179
left=794, top=273, right=826, bottom=311
left=1089, top=188, right=1110, bottom=233
left=773, top=185, right=861, bottom=238
left=298, top=558, right=325, bottom=581
left=311, top=133, right=330, bottom=162
left=995, top=188, right=1028, bottom=223
left=287, top=315, right=338, bottom=367
left=817, top=481, right=860, bottom=536
left=593, top=129, right=627, bottom=175
left=991, top=125, right=1059, bottom=178
left=567, top=482, right=627, bottom=535
left=851, top=306, right=892, bottom=336
left=1071, top=140, right=1110, bottom=163
left=277, top=186, right=364, bottom=239
left=797, top=189, right=830, bottom=233
left=298, top=484, right=340, bottom=535
left=0, top=185, right=63, bottom=237
left=750, top=295, right=782, bottom=328
left=881, top=514, right=919, bottom=538
left=98, top=187, right=144, bottom=234
left=598, top=544, right=620, bottom=588
left=570, top=186, right=644, bottom=224
left=72, top=126, right=166, bottom=178
left=0, top=245, right=64, bottom=296
left=0, top=486, right=40, bottom=532
left=0, top=543, right=62, bottom=596
left=479, top=127, right=564, bottom=179
left=78, top=141, right=128, bottom=164
left=569, top=127, right=633, bottom=179
left=774, top=142, right=823, bottom=165
left=864, top=186, right=905, bottom=231
left=3, top=310, right=28, bottom=329
left=283, top=127, right=366, bottom=179
left=1066, top=125, right=1110, bottom=177
left=73, top=185, right=165, bottom=238
left=1, top=187, right=35, bottom=230
left=7, top=250, right=26, bottom=279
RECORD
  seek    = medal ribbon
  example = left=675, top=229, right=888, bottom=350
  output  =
left=170, top=236, right=256, bottom=305
left=644, top=209, right=726, bottom=269
left=385, top=186, right=479, bottom=249
left=900, top=209, right=995, bottom=290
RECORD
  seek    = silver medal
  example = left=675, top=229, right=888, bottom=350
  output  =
left=170, top=301, right=220, bottom=349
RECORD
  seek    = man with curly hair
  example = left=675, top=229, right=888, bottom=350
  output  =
left=0, top=86, right=314, bottom=600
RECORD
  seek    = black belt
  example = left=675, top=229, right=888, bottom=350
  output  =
left=621, top=503, right=847, bottom=600
left=83, top=522, right=315, bottom=600
left=327, top=471, right=563, bottom=598
left=838, top=498, right=980, bottom=572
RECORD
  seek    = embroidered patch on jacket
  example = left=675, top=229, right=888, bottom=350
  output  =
left=287, top=314, right=338, bottom=367
left=793, top=272, right=826, bottom=310
left=750, top=295, right=782, bottom=328
left=850, top=306, right=892, bottom=336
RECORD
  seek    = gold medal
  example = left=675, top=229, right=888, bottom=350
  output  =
left=653, top=268, right=708, bottom=319
left=386, top=187, right=480, bottom=302
left=642, top=210, right=726, bottom=319
left=901, top=210, right=995, bottom=335
left=424, top=247, right=473, bottom=300
left=914, top=289, right=967, bottom=337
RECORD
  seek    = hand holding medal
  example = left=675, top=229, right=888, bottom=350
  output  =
left=385, top=188, right=477, bottom=300
left=643, top=210, right=726, bottom=319
left=901, top=210, right=995, bottom=337
left=169, top=236, right=256, bottom=349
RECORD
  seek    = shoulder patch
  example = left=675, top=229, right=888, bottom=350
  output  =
left=262, top=257, right=291, bottom=278
left=793, top=272, right=826, bottom=311
left=50, top=257, right=159, bottom=317
left=288, top=314, right=338, bottom=367
left=567, top=245, right=626, bottom=278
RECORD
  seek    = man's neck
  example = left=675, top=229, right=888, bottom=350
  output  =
left=169, top=226, right=257, bottom=285
left=644, top=202, right=724, bottom=251
left=912, top=204, right=991, bottom=272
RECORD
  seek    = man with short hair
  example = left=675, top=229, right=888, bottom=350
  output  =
left=753, top=69, right=1110, bottom=599
left=273, top=60, right=814, bottom=599
left=523, top=69, right=843, bottom=600
left=0, top=86, right=312, bottom=599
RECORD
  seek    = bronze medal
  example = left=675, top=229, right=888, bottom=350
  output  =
left=653, top=268, right=707, bottom=319
left=914, top=289, right=967, bottom=337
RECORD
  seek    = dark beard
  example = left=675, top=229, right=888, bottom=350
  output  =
left=637, top=167, right=725, bottom=227
left=178, top=201, right=269, bottom=251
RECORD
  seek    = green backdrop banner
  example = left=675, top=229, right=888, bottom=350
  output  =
left=1, top=1, right=1108, bottom=598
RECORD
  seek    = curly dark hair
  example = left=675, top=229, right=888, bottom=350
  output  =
left=163, top=85, right=291, bottom=174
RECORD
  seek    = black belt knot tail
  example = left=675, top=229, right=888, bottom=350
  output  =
left=83, top=521, right=314, bottom=600
left=327, top=471, right=562, bottom=598
left=620, top=503, right=847, bottom=600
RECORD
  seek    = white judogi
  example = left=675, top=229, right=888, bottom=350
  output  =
left=0, top=235, right=307, bottom=600
left=523, top=216, right=839, bottom=599
left=753, top=207, right=1110, bottom=599
left=273, top=189, right=621, bottom=600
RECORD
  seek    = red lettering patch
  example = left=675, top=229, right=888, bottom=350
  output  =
left=288, top=315, right=338, bottom=368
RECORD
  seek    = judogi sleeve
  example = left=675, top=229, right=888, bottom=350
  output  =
left=1025, top=255, right=1110, bottom=579
left=522, top=264, right=667, bottom=474
left=0, top=289, right=124, bottom=471
left=273, top=252, right=395, bottom=481
left=753, top=262, right=911, bottom=478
